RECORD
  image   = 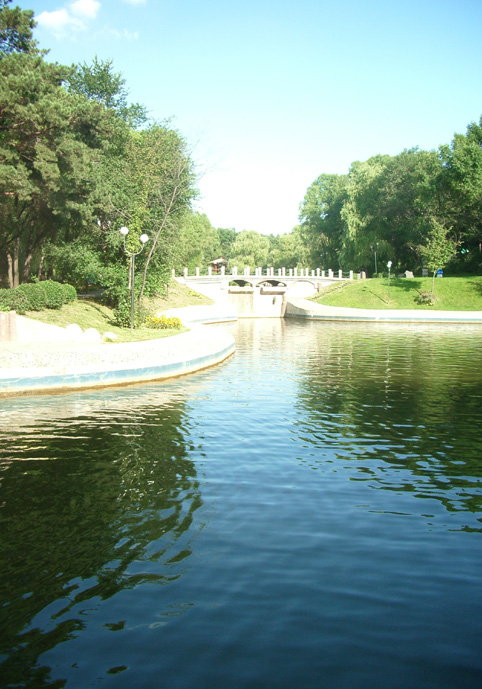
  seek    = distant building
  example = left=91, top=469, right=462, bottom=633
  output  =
left=208, top=257, right=228, bottom=273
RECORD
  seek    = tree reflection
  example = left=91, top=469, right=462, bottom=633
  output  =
left=294, top=323, right=482, bottom=525
left=0, top=394, right=201, bottom=688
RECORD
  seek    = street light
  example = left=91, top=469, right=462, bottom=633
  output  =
left=370, top=242, right=379, bottom=276
left=119, top=226, right=149, bottom=332
left=387, top=260, right=392, bottom=305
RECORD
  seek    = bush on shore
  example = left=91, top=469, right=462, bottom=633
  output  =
left=0, top=281, right=77, bottom=314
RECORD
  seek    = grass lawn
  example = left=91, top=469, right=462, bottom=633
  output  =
left=23, top=281, right=214, bottom=343
left=310, top=276, right=482, bottom=311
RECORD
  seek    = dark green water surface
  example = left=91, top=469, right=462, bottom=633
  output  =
left=1, top=319, right=482, bottom=689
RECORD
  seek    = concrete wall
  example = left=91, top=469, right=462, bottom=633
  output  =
left=0, top=311, right=17, bottom=342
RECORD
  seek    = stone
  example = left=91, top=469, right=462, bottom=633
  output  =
left=102, top=331, right=117, bottom=342
left=82, top=328, right=102, bottom=343
left=64, top=323, right=83, bottom=341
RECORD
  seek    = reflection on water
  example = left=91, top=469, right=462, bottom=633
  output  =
left=1, top=319, right=482, bottom=689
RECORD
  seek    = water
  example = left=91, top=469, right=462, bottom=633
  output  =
left=1, top=318, right=482, bottom=689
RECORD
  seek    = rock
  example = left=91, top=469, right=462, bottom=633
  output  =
left=102, top=331, right=117, bottom=342
left=64, top=323, right=83, bottom=341
left=82, top=328, right=102, bottom=343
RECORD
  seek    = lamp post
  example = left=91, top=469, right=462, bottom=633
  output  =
left=370, top=242, right=379, bottom=276
left=387, top=260, right=392, bottom=305
left=119, top=226, right=149, bottom=332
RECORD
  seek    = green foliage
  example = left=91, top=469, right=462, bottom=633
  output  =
left=416, top=291, right=436, bottom=306
left=112, top=297, right=147, bottom=329
left=228, top=230, right=270, bottom=269
left=67, top=55, right=147, bottom=129
left=17, top=282, right=47, bottom=310
left=62, top=283, right=77, bottom=304
left=419, top=219, right=457, bottom=297
left=45, top=243, right=105, bottom=292
left=40, top=280, right=65, bottom=309
left=144, top=314, right=182, bottom=330
left=0, top=280, right=75, bottom=312
left=0, top=287, right=29, bottom=314
left=0, top=0, right=36, bottom=56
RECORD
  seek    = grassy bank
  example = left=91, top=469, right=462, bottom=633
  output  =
left=24, top=281, right=214, bottom=343
left=310, top=276, right=482, bottom=311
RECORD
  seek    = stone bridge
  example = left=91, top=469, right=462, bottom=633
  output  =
left=175, top=267, right=354, bottom=318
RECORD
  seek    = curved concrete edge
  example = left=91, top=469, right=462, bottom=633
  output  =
left=161, top=304, right=238, bottom=325
left=285, top=298, right=482, bottom=323
left=0, top=322, right=236, bottom=396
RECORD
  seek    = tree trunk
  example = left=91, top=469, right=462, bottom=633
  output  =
left=6, top=238, right=20, bottom=288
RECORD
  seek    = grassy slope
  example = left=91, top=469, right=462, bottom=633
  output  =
left=24, top=281, right=214, bottom=343
left=310, top=276, right=482, bottom=311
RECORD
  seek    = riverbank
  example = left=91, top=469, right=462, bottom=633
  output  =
left=0, top=310, right=235, bottom=396
left=3, top=298, right=482, bottom=396
left=286, top=299, right=482, bottom=323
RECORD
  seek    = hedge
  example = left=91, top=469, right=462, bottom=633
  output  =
left=0, top=281, right=77, bottom=314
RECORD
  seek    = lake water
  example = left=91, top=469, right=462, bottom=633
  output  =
left=1, top=318, right=482, bottom=689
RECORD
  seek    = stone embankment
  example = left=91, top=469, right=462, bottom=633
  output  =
left=285, top=299, right=482, bottom=324
left=0, top=309, right=235, bottom=396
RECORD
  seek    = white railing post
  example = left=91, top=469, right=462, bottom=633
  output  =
left=328, top=269, right=333, bottom=278
left=349, top=270, right=353, bottom=280
left=221, top=265, right=225, bottom=275
left=183, top=267, right=188, bottom=277
left=232, top=266, right=238, bottom=276
left=195, top=267, right=200, bottom=276
left=208, top=266, right=212, bottom=276
left=338, top=269, right=343, bottom=279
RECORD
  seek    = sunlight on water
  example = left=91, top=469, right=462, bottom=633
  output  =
left=1, top=319, right=482, bottom=689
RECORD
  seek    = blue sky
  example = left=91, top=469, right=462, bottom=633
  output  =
left=23, top=0, right=482, bottom=235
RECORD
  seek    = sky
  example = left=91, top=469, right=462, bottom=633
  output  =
left=20, top=0, right=482, bottom=235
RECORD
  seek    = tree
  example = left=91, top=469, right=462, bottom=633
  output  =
left=0, top=0, right=35, bottom=56
left=177, top=212, right=220, bottom=272
left=299, top=173, right=348, bottom=269
left=0, top=51, right=122, bottom=287
left=439, top=121, right=482, bottom=269
left=419, top=219, right=457, bottom=299
left=216, top=227, right=237, bottom=261
left=228, top=230, right=270, bottom=270
left=112, top=124, right=197, bottom=304
left=67, top=56, right=147, bottom=129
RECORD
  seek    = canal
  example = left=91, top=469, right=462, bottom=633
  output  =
left=1, top=318, right=482, bottom=689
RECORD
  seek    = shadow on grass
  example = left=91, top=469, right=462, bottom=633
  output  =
left=470, top=279, right=482, bottom=297
left=367, top=289, right=388, bottom=305
left=393, top=278, right=424, bottom=292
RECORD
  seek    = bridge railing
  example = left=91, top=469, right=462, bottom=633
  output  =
left=175, top=267, right=354, bottom=280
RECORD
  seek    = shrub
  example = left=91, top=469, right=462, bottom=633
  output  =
left=40, top=280, right=65, bottom=309
left=17, top=283, right=48, bottom=311
left=416, top=290, right=436, bottom=306
left=113, top=298, right=147, bottom=328
left=0, top=288, right=29, bottom=314
left=62, top=283, right=77, bottom=303
left=144, top=314, right=182, bottom=330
